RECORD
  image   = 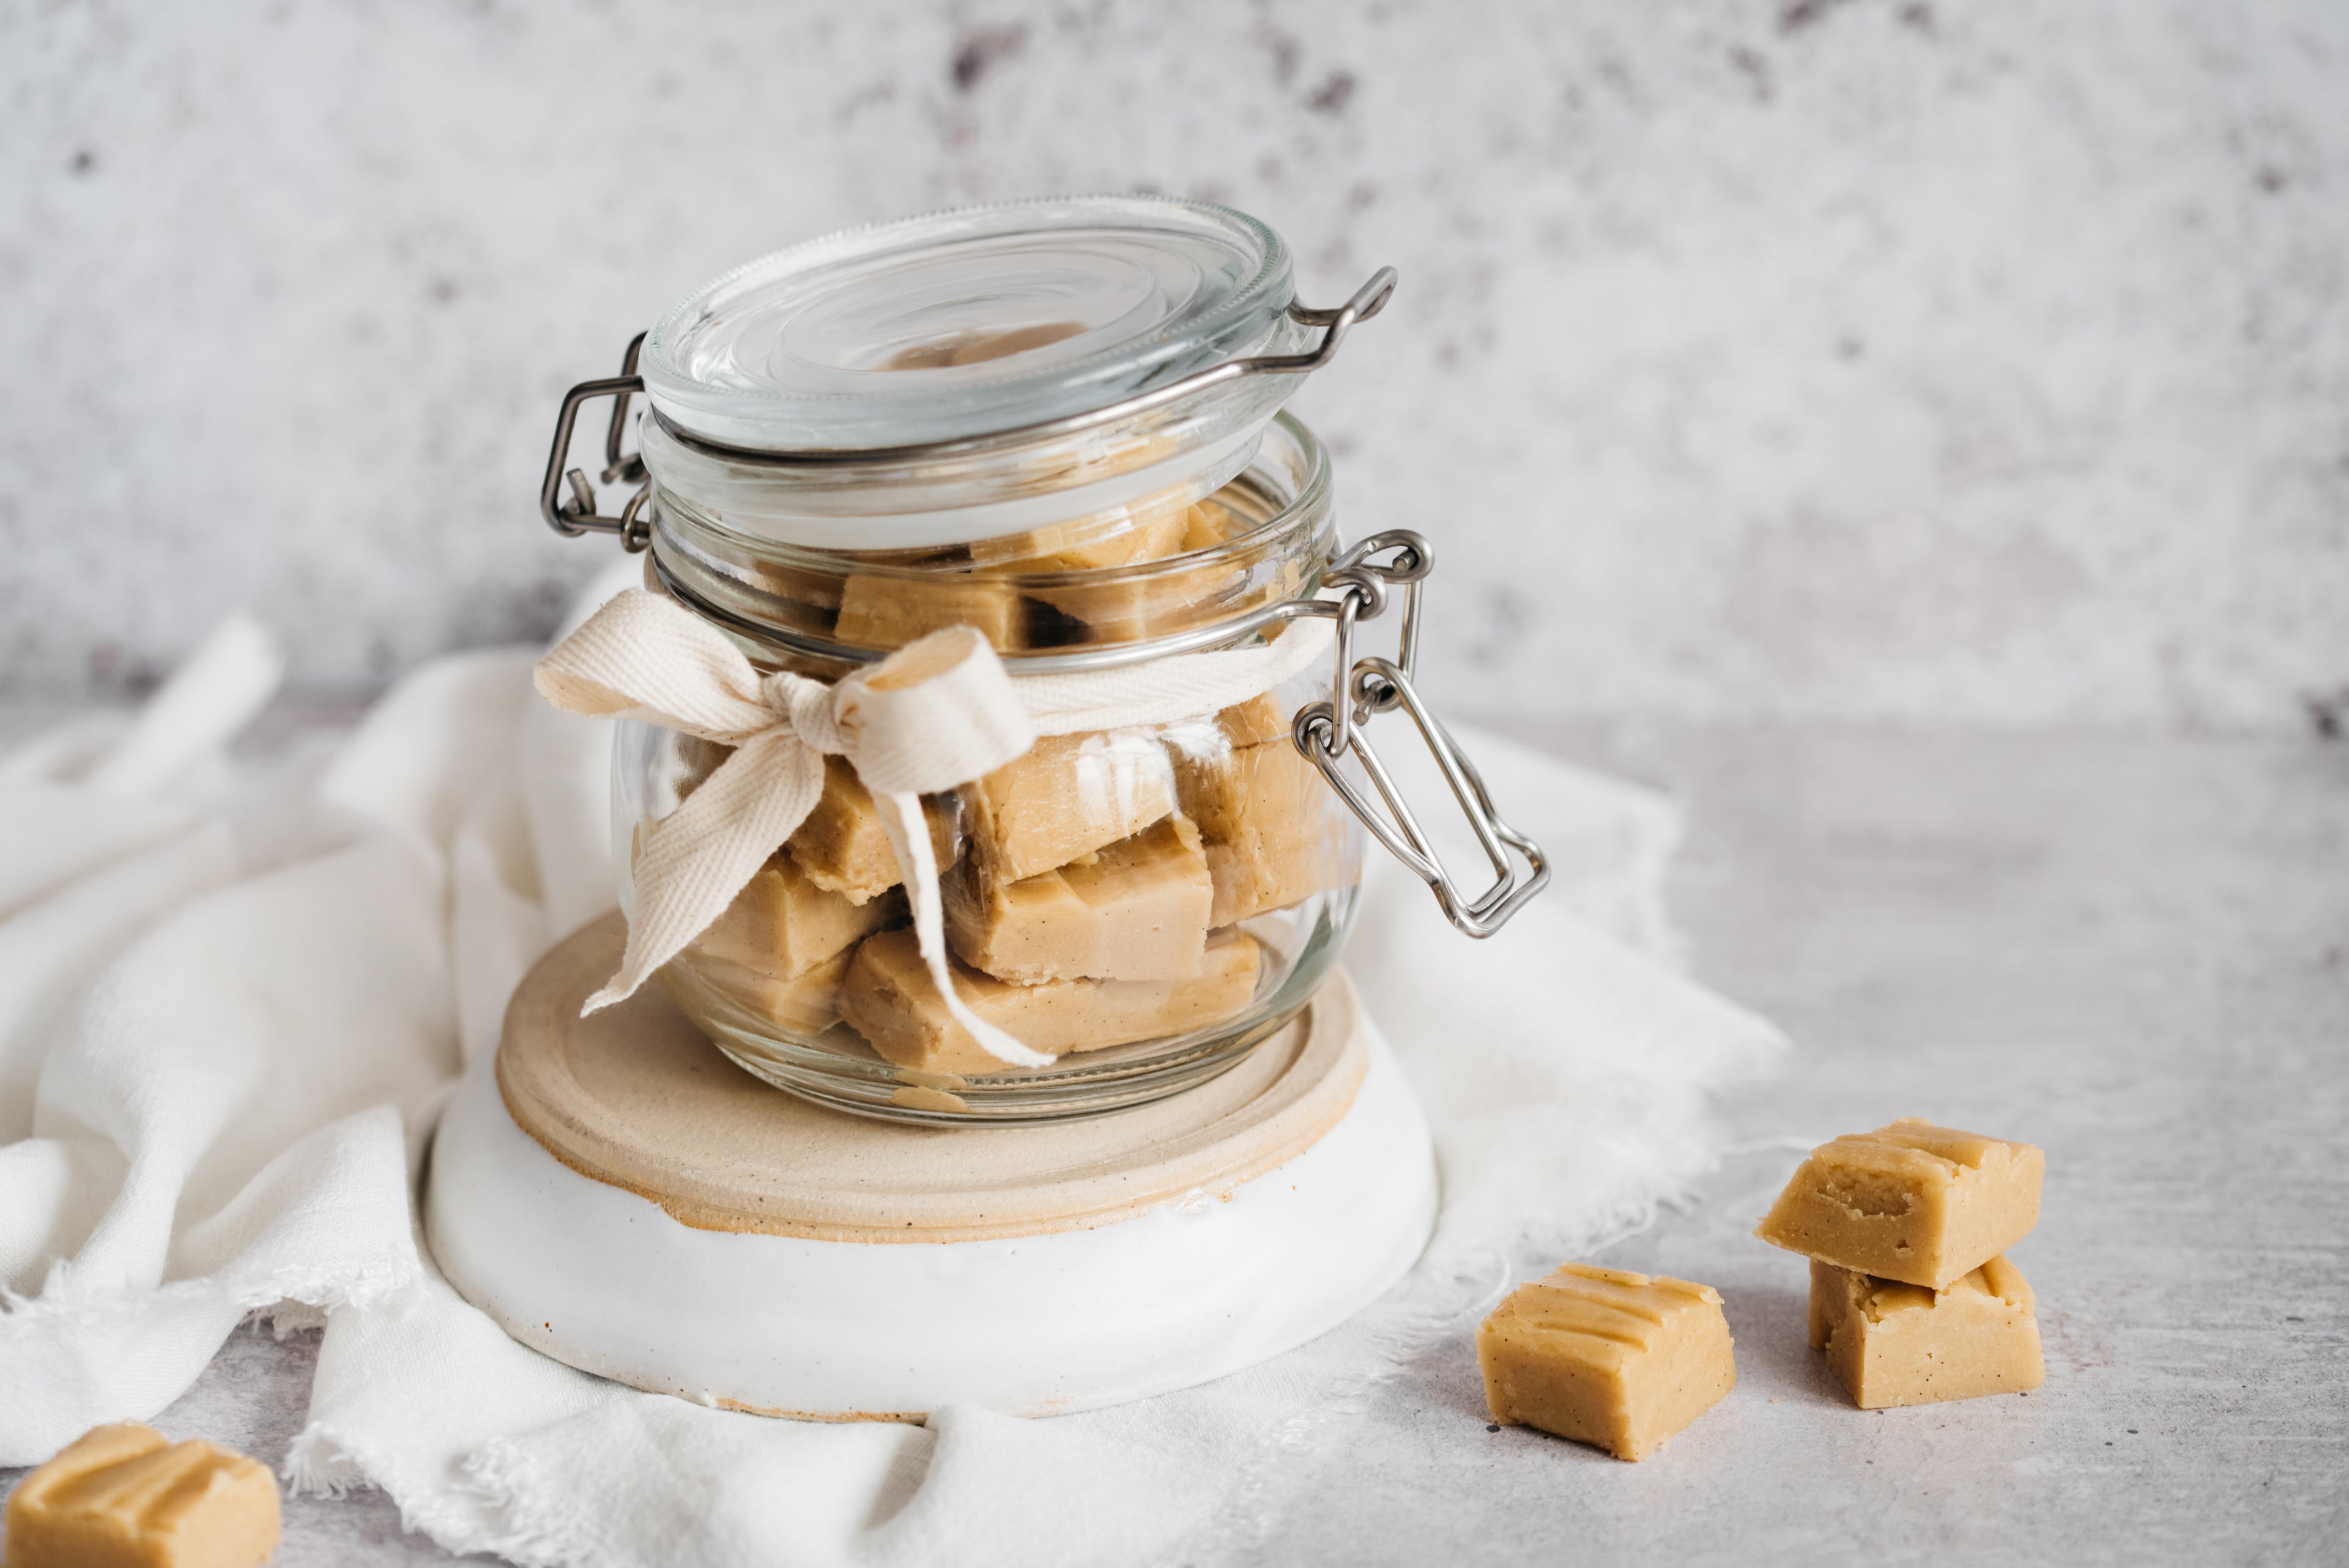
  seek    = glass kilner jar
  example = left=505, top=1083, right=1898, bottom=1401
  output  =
left=538, top=197, right=1546, bottom=1124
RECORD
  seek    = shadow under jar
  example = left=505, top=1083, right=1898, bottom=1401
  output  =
left=601, top=198, right=1393, bottom=1123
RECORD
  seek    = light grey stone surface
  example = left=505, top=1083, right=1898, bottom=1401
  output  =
left=4, top=2, right=2346, bottom=729
left=1252, top=723, right=2349, bottom=1563
left=40, top=1323, right=476, bottom=1568
left=4, top=724, right=2340, bottom=1564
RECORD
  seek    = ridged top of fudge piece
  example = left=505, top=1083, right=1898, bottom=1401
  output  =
left=1498, top=1263, right=1722, bottom=1354
left=10, top=1421, right=273, bottom=1536
left=1811, top=1118, right=2037, bottom=1186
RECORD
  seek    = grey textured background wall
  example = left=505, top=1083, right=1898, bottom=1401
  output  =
left=2, top=1, right=2343, bottom=730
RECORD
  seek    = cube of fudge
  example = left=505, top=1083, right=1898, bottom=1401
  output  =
left=785, top=754, right=899, bottom=904
left=1218, top=693, right=1292, bottom=748
left=1022, top=500, right=1280, bottom=644
left=1163, top=694, right=1290, bottom=762
left=963, top=731, right=1177, bottom=886
left=1172, top=735, right=1301, bottom=845
left=1478, top=1263, right=1737, bottom=1462
left=669, top=734, right=733, bottom=803
left=1168, top=715, right=1346, bottom=924
left=691, top=852, right=903, bottom=980
left=779, top=758, right=951, bottom=901
left=683, top=945, right=858, bottom=1035
left=964, top=489, right=1192, bottom=571
left=1756, top=1118, right=2044, bottom=1289
left=1179, top=497, right=1242, bottom=551
left=835, top=573, right=1028, bottom=652
left=1011, top=497, right=1217, bottom=640
left=1809, top=1256, right=2046, bottom=1409
left=5, top=1422, right=281, bottom=1568
left=749, top=559, right=845, bottom=637
left=1026, top=560, right=1228, bottom=644
left=944, top=816, right=1214, bottom=983
left=837, top=927, right=1260, bottom=1076
left=780, top=760, right=962, bottom=906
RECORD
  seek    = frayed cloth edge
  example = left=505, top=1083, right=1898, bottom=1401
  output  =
left=284, top=1422, right=592, bottom=1568
left=0, top=1251, right=420, bottom=1331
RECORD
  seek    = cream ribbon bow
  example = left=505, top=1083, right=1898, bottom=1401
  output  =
left=535, top=589, right=1334, bottom=1068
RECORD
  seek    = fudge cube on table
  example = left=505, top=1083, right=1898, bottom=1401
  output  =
left=1756, top=1118, right=2043, bottom=1289
left=5, top=1422, right=281, bottom=1568
left=1477, top=1263, right=1737, bottom=1462
left=1809, top=1255, right=2046, bottom=1408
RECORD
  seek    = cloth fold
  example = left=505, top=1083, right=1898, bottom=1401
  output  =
left=0, top=585, right=1783, bottom=1568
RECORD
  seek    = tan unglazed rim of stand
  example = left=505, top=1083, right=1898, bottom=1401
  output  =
left=493, top=912, right=1368, bottom=1244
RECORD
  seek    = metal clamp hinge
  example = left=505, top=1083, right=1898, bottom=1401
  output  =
left=540, top=331, right=651, bottom=551
left=1293, top=532, right=1550, bottom=938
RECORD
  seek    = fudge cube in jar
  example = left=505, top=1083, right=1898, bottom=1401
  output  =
left=944, top=815, right=1215, bottom=983
left=677, top=852, right=904, bottom=1032
left=836, top=571, right=1030, bottom=653
left=839, top=927, right=1263, bottom=1076
left=601, top=193, right=1398, bottom=1121
left=1167, top=694, right=1356, bottom=925
left=962, top=730, right=1181, bottom=886
left=785, top=756, right=962, bottom=906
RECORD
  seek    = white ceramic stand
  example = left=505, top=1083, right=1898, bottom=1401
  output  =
left=425, top=915, right=1436, bottom=1419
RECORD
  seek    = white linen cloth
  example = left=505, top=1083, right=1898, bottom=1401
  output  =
left=0, top=571, right=1783, bottom=1567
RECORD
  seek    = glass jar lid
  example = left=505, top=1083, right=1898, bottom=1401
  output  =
left=642, top=196, right=1299, bottom=453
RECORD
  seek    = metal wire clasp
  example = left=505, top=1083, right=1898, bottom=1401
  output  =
left=540, top=332, right=651, bottom=551
left=1293, top=532, right=1549, bottom=938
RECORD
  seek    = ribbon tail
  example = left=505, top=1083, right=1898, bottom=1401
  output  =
left=875, top=790, right=1056, bottom=1069
left=584, top=730, right=825, bottom=1014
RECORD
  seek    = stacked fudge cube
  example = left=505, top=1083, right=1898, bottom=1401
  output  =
left=683, top=688, right=1343, bottom=1074
left=1756, top=1118, right=2047, bottom=1409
